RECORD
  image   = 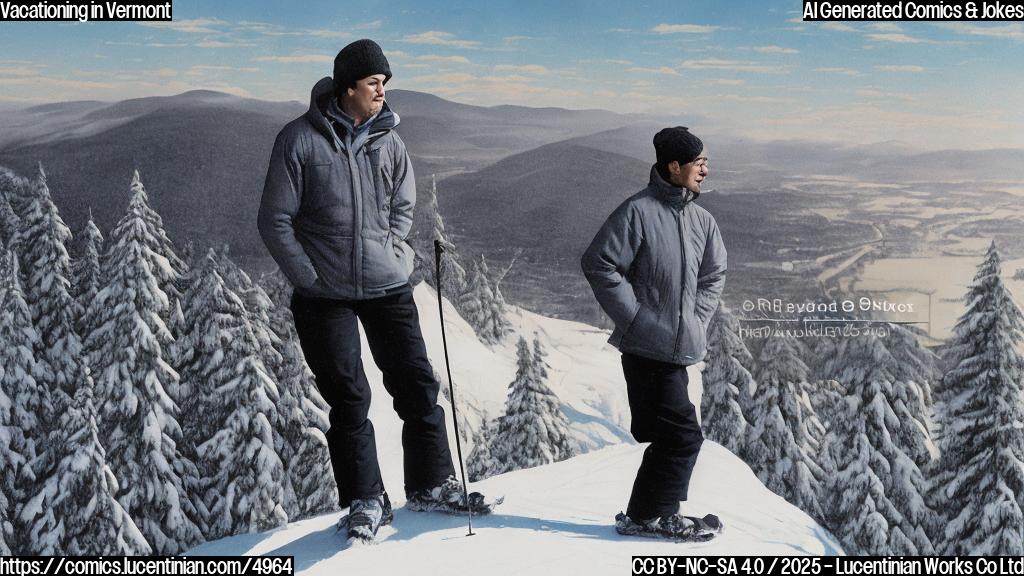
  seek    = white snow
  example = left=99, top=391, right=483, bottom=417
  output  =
left=188, top=442, right=842, bottom=573
left=185, top=284, right=842, bottom=570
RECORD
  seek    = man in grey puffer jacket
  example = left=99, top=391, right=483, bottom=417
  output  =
left=258, top=39, right=483, bottom=542
left=582, top=126, right=727, bottom=539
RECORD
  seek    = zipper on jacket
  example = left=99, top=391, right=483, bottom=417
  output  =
left=673, top=208, right=686, bottom=361
left=346, top=146, right=363, bottom=298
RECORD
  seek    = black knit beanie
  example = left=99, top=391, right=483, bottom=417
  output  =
left=653, top=126, right=704, bottom=168
left=333, top=39, right=392, bottom=95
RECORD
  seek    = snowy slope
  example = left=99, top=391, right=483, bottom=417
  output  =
left=188, top=442, right=843, bottom=573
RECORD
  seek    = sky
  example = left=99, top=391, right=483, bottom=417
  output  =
left=1, top=0, right=1023, bottom=149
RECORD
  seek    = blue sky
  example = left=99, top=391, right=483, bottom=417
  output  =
left=1, top=0, right=1023, bottom=149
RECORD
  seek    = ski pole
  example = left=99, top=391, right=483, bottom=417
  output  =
left=433, top=239, right=475, bottom=536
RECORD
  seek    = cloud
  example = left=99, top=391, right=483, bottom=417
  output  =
left=821, top=22, right=857, bottom=32
left=254, top=54, right=333, bottom=63
left=503, top=36, right=533, bottom=43
left=186, top=65, right=260, bottom=76
left=418, top=55, right=472, bottom=65
left=494, top=64, right=549, bottom=75
left=626, top=66, right=680, bottom=76
left=652, top=23, right=720, bottom=34
left=680, top=59, right=786, bottom=73
left=814, top=67, right=860, bottom=76
left=856, top=88, right=917, bottom=102
left=354, top=20, right=383, bottom=30
left=707, top=78, right=746, bottom=86
left=865, top=32, right=925, bottom=43
left=307, top=29, right=353, bottom=39
left=875, top=65, right=925, bottom=72
left=935, top=22, right=1024, bottom=40
left=753, top=45, right=799, bottom=54
left=400, top=31, right=480, bottom=49
left=195, top=40, right=256, bottom=48
left=138, top=18, right=224, bottom=33
left=722, top=94, right=798, bottom=104
left=0, top=65, right=42, bottom=76
left=143, top=68, right=178, bottom=77
left=868, top=23, right=903, bottom=33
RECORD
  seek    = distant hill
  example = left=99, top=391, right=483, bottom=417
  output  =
left=0, top=88, right=639, bottom=268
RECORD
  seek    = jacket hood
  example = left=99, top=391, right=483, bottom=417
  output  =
left=306, top=76, right=399, bottom=149
left=648, top=164, right=697, bottom=210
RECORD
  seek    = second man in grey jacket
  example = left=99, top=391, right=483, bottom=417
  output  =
left=582, top=126, right=726, bottom=540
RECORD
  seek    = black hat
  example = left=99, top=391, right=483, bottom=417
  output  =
left=333, top=39, right=392, bottom=94
left=653, top=126, right=704, bottom=167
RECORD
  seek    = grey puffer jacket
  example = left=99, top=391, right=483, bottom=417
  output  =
left=258, top=77, right=416, bottom=300
left=581, top=166, right=727, bottom=366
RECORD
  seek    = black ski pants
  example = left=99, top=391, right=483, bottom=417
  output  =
left=622, top=353, right=704, bottom=520
left=291, top=286, right=456, bottom=505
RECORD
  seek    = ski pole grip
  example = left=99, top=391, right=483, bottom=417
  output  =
left=434, top=238, right=444, bottom=258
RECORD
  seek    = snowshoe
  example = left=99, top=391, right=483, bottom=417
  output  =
left=406, top=476, right=502, bottom=515
left=615, top=512, right=723, bottom=542
left=337, top=492, right=393, bottom=544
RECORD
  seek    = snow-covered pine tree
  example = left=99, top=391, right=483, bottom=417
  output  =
left=0, top=251, right=47, bottom=553
left=213, top=248, right=309, bottom=520
left=260, top=268, right=336, bottom=517
left=459, top=255, right=511, bottom=345
left=884, top=323, right=939, bottom=470
left=930, top=242, right=1024, bottom=555
left=747, top=335, right=826, bottom=522
left=467, top=412, right=501, bottom=481
left=821, top=330, right=934, bottom=555
left=0, top=250, right=38, bottom=555
left=701, top=304, right=754, bottom=456
left=492, top=337, right=575, bottom=474
left=484, top=256, right=514, bottom=343
left=71, top=214, right=104, bottom=337
left=183, top=259, right=287, bottom=538
left=426, top=174, right=467, bottom=298
left=0, top=187, right=18, bottom=247
left=10, top=167, right=86, bottom=419
left=458, top=257, right=493, bottom=341
left=85, top=172, right=203, bottom=554
left=25, top=366, right=151, bottom=555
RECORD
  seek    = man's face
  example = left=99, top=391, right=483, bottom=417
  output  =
left=342, top=73, right=387, bottom=120
left=668, top=156, right=709, bottom=194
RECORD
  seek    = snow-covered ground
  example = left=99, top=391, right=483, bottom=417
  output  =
left=186, top=283, right=842, bottom=570
left=189, top=442, right=843, bottom=574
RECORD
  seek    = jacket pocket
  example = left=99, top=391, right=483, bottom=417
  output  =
left=678, top=307, right=708, bottom=364
left=304, top=161, right=338, bottom=212
left=362, top=233, right=409, bottom=290
left=621, top=303, right=675, bottom=359
left=298, top=230, right=353, bottom=296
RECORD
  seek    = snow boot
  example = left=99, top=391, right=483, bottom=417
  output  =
left=615, top=511, right=723, bottom=542
left=338, top=492, right=393, bottom=543
left=406, top=475, right=502, bottom=515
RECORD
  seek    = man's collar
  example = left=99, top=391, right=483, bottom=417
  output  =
left=648, top=164, right=696, bottom=209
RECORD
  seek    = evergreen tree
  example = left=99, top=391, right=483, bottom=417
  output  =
left=492, top=337, right=575, bottom=474
left=85, top=172, right=203, bottom=554
left=0, top=251, right=39, bottom=555
left=747, top=335, right=826, bottom=522
left=25, top=373, right=151, bottom=555
left=71, top=215, right=104, bottom=337
left=0, top=188, right=18, bottom=247
left=484, top=256, right=514, bottom=343
left=749, top=336, right=827, bottom=520
left=701, top=304, right=754, bottom=456
left=930, top=242, right=1024, bottom=555
left=259, top=269, right=336, bottom=518
left=822, top=331, right=934, bottom=555
left=426, top=174, right=467, bottom=298
left=459, top=255, right=511, bottom=345
left=467, top=412, right=501, bottom=481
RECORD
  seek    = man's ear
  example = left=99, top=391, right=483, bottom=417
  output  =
left=668, top=160, right=682, bottom=176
